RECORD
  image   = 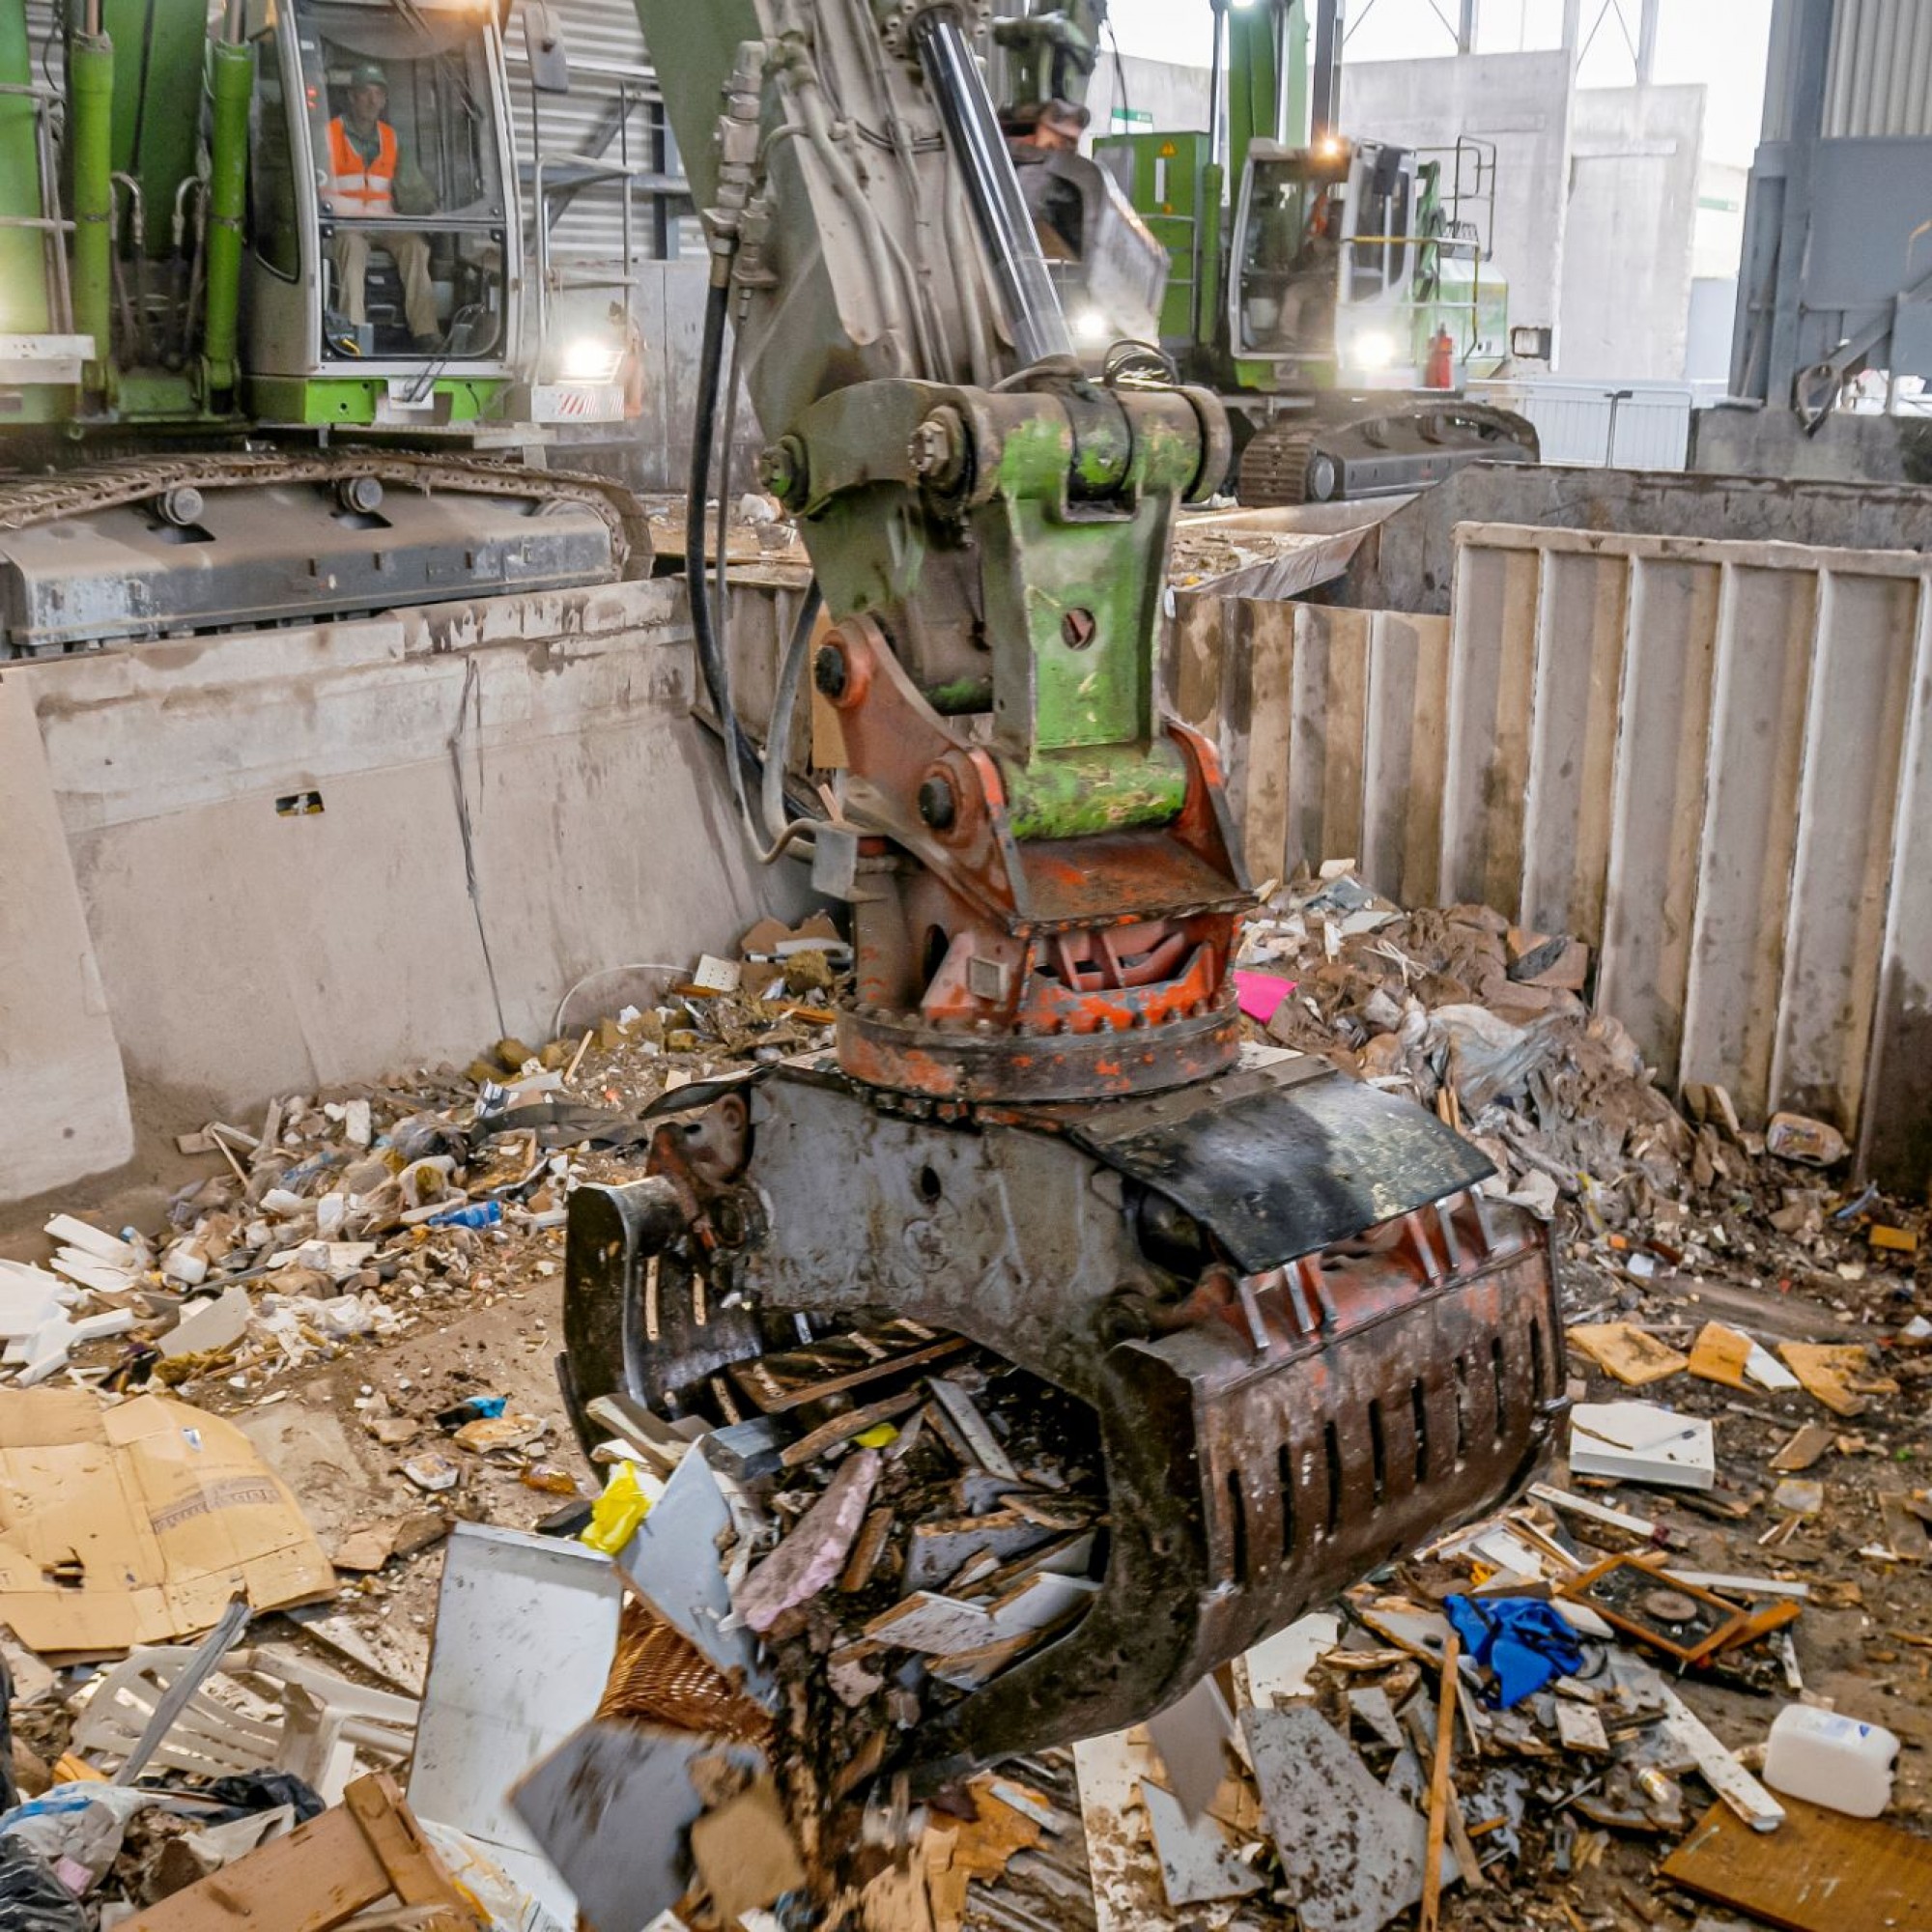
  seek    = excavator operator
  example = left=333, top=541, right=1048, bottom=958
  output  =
left=324, top=63, right=440, bottom=352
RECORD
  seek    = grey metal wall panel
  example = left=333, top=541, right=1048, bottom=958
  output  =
left=1768, top=0, right=1932, bottom=140
left=1824, top=0, right=1932, bottom=137
left=1171, top=520, right=1932, bottom=1186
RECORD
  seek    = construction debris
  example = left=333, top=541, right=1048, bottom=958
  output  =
left=0, top=888, right=1924, bottom=1931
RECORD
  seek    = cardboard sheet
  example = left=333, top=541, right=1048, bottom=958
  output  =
left=0, top=1389, right=336, bottom=1653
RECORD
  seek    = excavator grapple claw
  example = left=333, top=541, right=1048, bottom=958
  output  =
left=563, top=1046, right=1564, bottom=1776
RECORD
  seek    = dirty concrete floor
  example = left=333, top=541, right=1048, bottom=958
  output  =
left=5, top=949, right=1927, bottom=1929
left=75, top=1189, right=1931, bottom=1931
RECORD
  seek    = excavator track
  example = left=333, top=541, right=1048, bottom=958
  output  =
left=0, top=449, right=655, bottom=656
left=0, top=448, right=655, bottom=571
left=1238, top=399, right=1541, bottom=506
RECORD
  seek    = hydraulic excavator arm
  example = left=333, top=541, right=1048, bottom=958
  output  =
left=564, top=0, right=1565, bottom=1782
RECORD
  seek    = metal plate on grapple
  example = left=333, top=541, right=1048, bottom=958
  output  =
left=1057, top=1048, right=1494, bottom=1272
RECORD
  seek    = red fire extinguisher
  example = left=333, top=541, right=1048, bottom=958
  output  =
left=1424, top=327, right=1456, bottom=389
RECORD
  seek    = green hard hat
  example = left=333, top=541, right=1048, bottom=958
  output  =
left=348, top=62, right=388, bottom=89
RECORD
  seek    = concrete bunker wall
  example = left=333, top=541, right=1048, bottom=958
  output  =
left=0, top=580, right=807, bottom=1209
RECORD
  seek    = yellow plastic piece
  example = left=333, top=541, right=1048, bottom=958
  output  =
left=581, top=1460, right=650, bottom=1553
left=853, top=1423, right=899, bottom=1449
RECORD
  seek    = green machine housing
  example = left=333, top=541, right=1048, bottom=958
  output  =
left=1090, top=0, right=1538, bottom=502
left=0, top=0, right=635, bottom=440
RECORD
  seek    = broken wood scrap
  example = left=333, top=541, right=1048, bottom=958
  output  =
left=1769, top=1422, right=1833, bottom=1473
left=903, top=1510, right=1060, bottom=1591
left=778, top=1389, right=923, bottom=1468
left=925, top=1377, right=1019, bottom=1480
left=120, top=1774, right=485, bottom=1932
left=732, top=1334, right=969, bottom=1414
left=1420, top=1631, right=1462, bottom=1932
left=1661, top=1795, right=1932, bottom=1932
left=1567, top=1321, right=1690, bottom=1386
left=1778, top=1342, right=1895, bottom=1419
left=840, top=1505, right=897, bottom=1592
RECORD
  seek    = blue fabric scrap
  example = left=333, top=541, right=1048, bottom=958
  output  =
left=1444, top=1594, right=1585, bottom=1708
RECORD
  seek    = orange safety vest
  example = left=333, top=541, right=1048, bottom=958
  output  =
left=327, top=116, right=397, bottom=215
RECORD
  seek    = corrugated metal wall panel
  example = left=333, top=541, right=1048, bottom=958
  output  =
left=1441, top=525, right=1930, bottom=1188
left=1470, top=380, right=1705, bottom=469
left=1168, top=523, right=1932, bottom=1187
left=1824, top=0, right=1932, bottom=137
left=1769, top=0, right=1932, bottom=140
left=503, top=0, right=683, bottom=267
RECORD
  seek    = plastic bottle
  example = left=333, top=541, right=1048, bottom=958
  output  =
left=425, top=1199, right=502, bottom=1230
left=1763, top=1704, right=1900, bottom=1817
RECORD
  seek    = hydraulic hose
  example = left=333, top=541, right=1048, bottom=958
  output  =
left=687, top=271, right=762, bottom=813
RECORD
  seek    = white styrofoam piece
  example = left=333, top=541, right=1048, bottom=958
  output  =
left=1744, top=1343, right=1801, bottom=1393
left=1235, top=1611, right=1341, bottom=1709
left=408, top=1522, right=626, bottom=1926
left=43, top=1214, right=139, bottom=1265
left=1569, top=1401, right=1716, bottom=1492
left=0, top=1263, right=74, bottom=1343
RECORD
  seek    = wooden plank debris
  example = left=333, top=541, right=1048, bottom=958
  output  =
left=1661, top=1796, right=1932, bottom=1932
left=731, top=1334, right=968, bottom=1414
left=840, top=1506, right=897, bottom=1592
left=1568, top=1322, right=1690, bottom=1385
left=1769, top=1423, right=1834, bottom=1473
left=122, top=1773, right=484, bottom=1932
left=1687, top=1322, right=1754, bottom=1390
left=778, top=1389, right=923, bottom=1468
left=1778, top=1343, right=1888, bottom=1419
left=1876, top=1491, right=1932, bottom=1563
left=926, top=1378, right=1019, bottom=1480
left=1419, top=1632, right=1462, bottom=1932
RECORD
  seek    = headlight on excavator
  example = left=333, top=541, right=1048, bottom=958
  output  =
left=1351, top=329, right=1397, bottom=371
left=559, top=336, right=623, bottom=383
left=1072, top=308, right=1111, bottom=348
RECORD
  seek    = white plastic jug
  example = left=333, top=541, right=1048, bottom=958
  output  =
left=1763, top=1704, right=1900, bottom=1817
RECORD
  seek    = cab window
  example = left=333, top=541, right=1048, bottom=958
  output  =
left=248, top=24, right=299, bottom=279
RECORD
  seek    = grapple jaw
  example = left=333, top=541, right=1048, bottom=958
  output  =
left=562, top=1048, right=1565, bottom=1777
left=912, top=1196, right=1562, bottom=1776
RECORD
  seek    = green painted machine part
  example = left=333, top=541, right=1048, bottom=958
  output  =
left=98, top=0, right=205, bottom=259
left=1227, top=0, right=1307, bottom=182
left=1100, top=131, right=1213, bottom=343
left=0, top=0, right=50, bottom=338
left=1091, top=0, right=1538, bottom=501
left=69, top=28, right=115, bottom=394
left=247, top=377, right=514, bottom=429
left=200, top=33, right=252, bottom=399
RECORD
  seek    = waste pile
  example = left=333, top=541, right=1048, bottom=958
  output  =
left=0, top=885, right=1924, bottom=1932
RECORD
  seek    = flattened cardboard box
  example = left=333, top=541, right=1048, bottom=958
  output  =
left=0, top=1389, right=336, bottom=1653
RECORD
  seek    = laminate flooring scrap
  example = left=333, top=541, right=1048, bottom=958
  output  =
left=1660, top=1796, right=1932, bottom=1932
